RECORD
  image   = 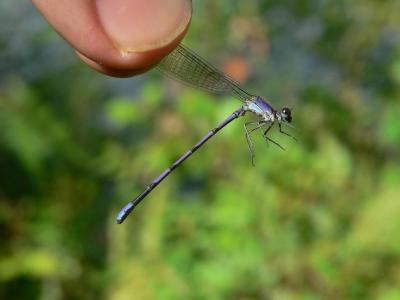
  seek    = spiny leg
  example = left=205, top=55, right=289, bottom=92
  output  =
left=263, top=123, right=286, bottom=151
left=262, top=123, right=273, bottom=147
left=244, top=122, right=258, bottom=166
left=244, top=121, right=266, bottom=166
left=278, top=123, right=298, bottom=142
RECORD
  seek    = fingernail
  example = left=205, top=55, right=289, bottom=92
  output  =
left=96, top=0, right=191, bottom=53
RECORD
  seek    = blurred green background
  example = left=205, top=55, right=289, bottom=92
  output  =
left=1, top=1, right=400, bottom=299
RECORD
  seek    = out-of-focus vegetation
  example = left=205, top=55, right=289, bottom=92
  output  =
left=1, top=1, right=400, bottom=299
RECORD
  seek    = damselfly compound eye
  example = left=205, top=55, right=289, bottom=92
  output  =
left=281, top=107, right=292, bottom=123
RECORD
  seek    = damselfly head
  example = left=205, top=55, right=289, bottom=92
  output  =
left=280, top=107, right=292, bottom=123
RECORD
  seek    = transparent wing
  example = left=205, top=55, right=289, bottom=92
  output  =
left=156, top=44, right=253, bottom=102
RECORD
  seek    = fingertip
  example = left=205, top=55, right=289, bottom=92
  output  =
left=86, top=0, right=192, bottom=74
left=75, top=24, right=187, bottom=77
left=76, top=51, right=151, bottom=77
left=34, top=0, right=191, bottom=75
left=96, top=0, right=192, bottom=53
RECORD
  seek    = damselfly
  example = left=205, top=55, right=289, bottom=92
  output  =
left=116, top=44, right=296, bottom=224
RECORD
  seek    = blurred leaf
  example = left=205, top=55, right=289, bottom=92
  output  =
left=141, top=80, right=163, bottom=107
left=0, top=249, right=79, bottom=280
left=105, top=97, right=140, bottom=128
left=377, top=288, right=400, bottom=300
left=347, top=186, right=400, bottom=255
left=379, top=102, right=400, bottom=146
left=390, top=55, right=400, bottom=84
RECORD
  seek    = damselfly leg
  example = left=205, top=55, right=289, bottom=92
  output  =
left=262, top=123, right=286, bottom=150
left=278, top=123, right=298, bottom=142
left=244, top=121, right=286, bottom=165
left=244, top=121, right=264, bottom=166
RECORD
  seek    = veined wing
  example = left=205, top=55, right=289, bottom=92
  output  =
left=156, top=44, right=253, bottom=102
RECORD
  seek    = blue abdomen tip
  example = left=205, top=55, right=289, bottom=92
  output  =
left=116, top=202, right=134, bottom=224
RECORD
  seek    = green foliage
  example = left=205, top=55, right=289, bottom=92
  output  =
left=1, top=1, right=400, bottom=299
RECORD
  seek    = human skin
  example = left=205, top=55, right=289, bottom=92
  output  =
left=32, top=0, right=192, bottom=77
